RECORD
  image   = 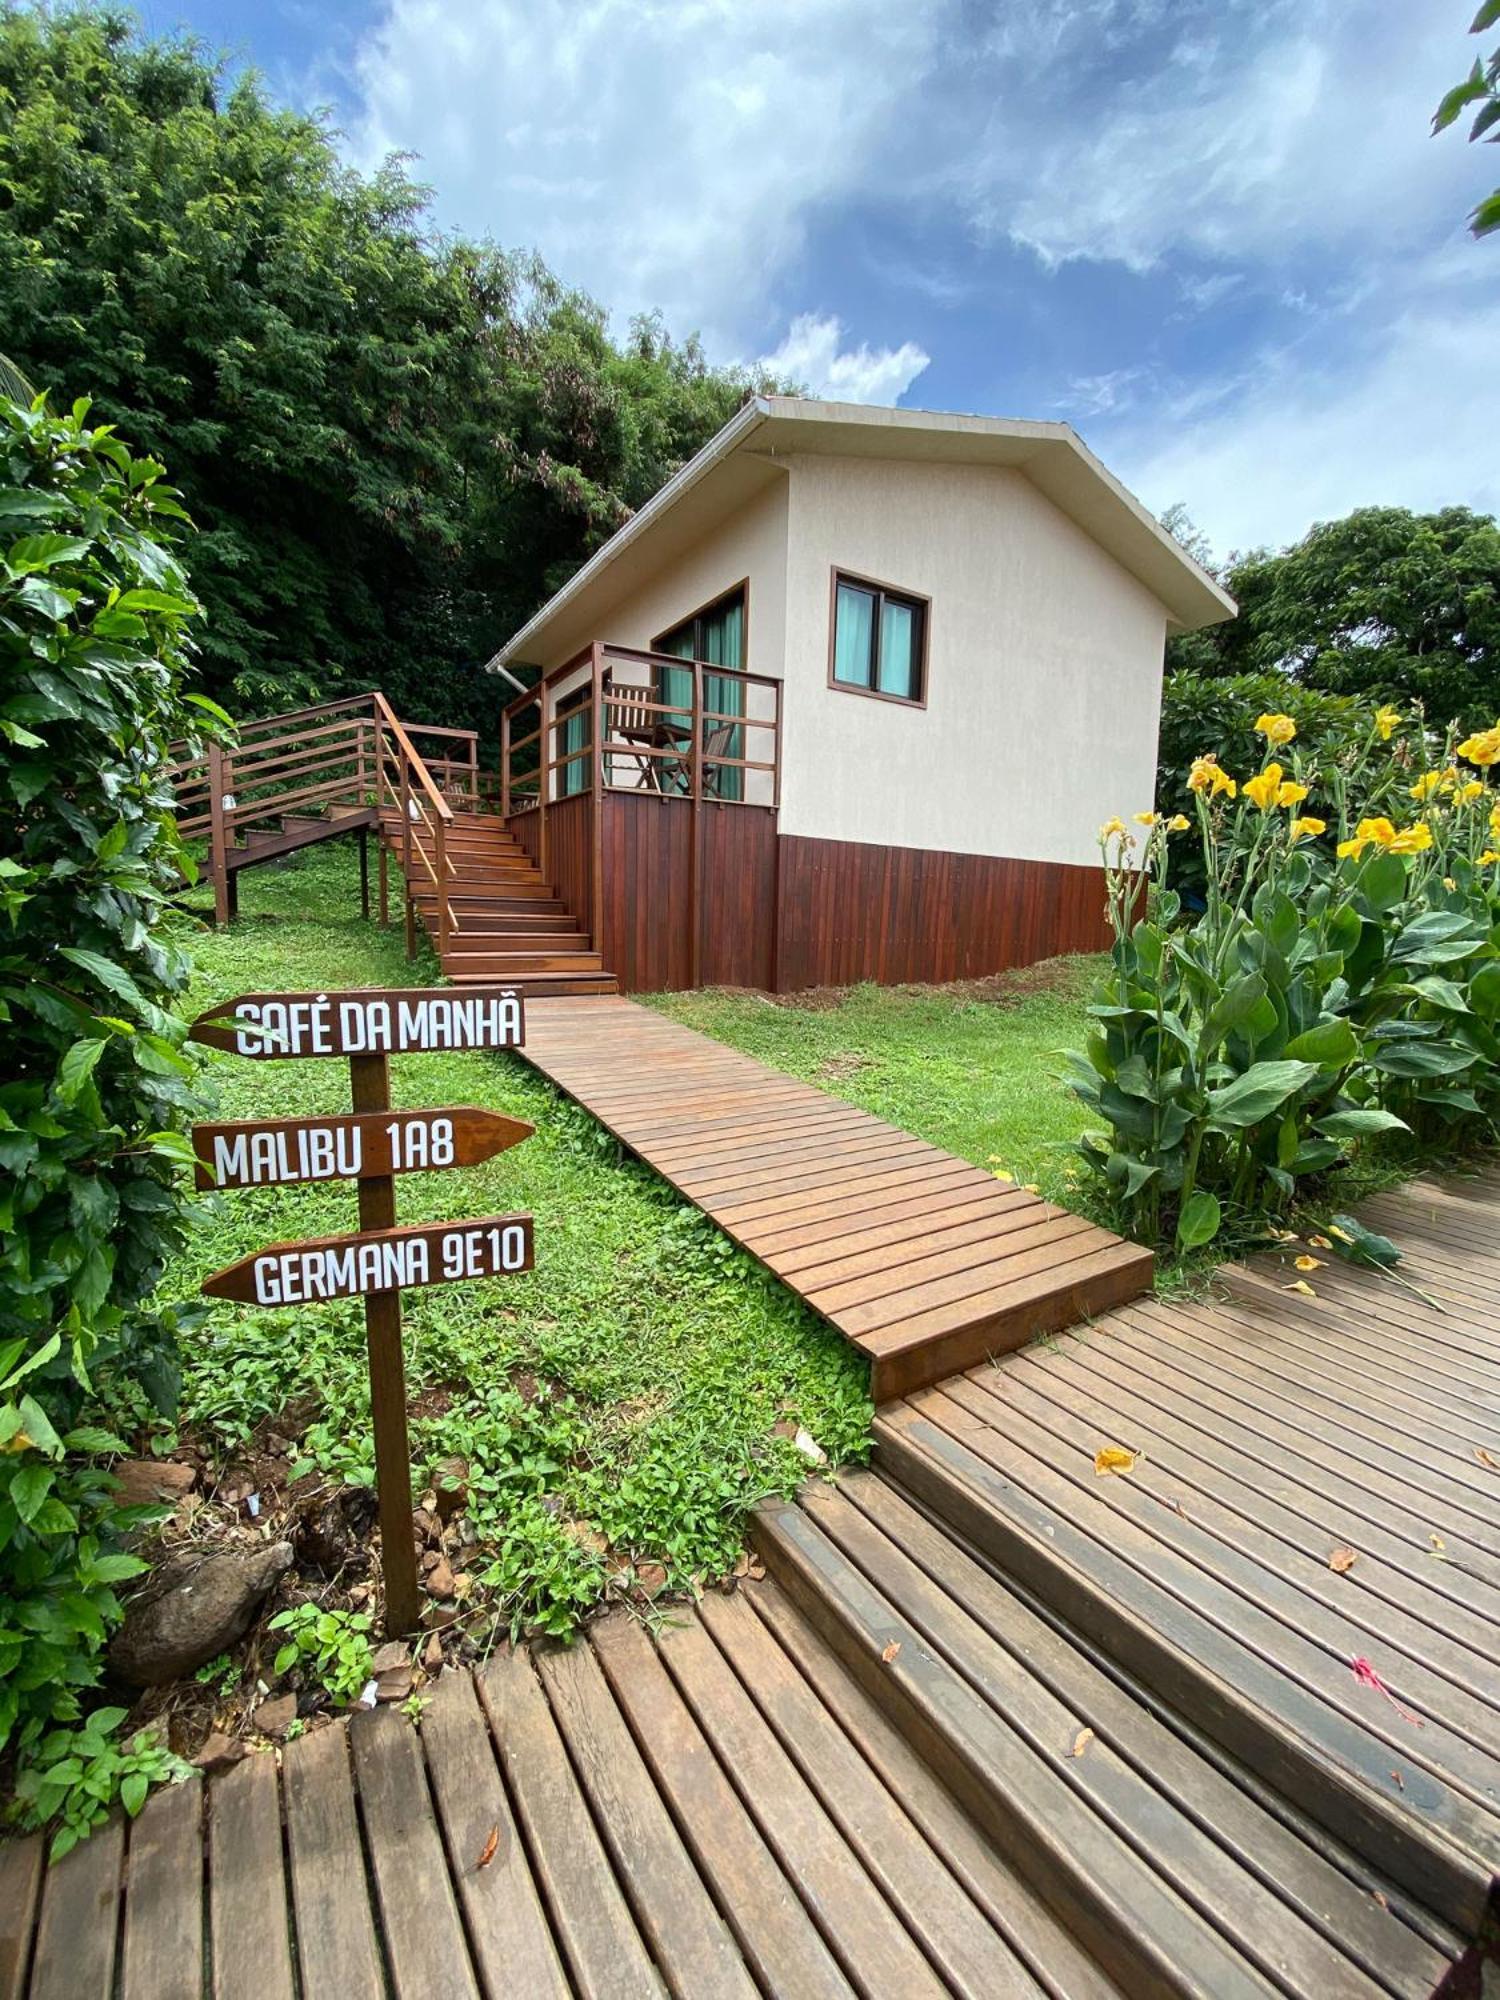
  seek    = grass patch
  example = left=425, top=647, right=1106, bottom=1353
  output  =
left=646, top=962, right=1104, bottom=1204
left=157, top=843, right=870, bottom=1640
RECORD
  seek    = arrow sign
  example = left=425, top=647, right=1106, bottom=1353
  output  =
left=202, top=1214, right=535, bottom=1307
left=189, top=986, right=525, bottom=1060
left=192, top=1106, right=534, bottom=1190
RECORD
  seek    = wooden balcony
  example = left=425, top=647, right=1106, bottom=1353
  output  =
left=499, top=645, right=782, bottom=993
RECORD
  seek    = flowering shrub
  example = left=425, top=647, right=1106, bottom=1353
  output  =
left=1072, top=705, right=1500, bottom=1250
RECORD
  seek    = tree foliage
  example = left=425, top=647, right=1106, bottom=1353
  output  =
left=0, top=6, right=775, bottom=722
left=1433, top=0, right=1500, bottom=238
left=0, top=391, right=212, bottom=1766
left=1166, top=506, right=1500, bottom=729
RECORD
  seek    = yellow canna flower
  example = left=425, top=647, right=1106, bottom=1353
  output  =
left=1444, top=876, right=1458, bottom=891
left=1479, top=850, right=1500, bottom=865
left=1374, top=704, right=1402, bottom=741
left=1289, top=816, right=1326, bottom=841
left=1166, top=813, right=1191, bottom=832
left=1294, top=1254, right=1324, bottom=1271
left=1410, top=769, right=1455, bottom=801
left=1187, top=754, right=1236, bottom=799
left=1133, top=811, right=1158, bottom=827
left=1244, top=763, right=1286, bottom=811
left=1356, top=816, right=1398, bottom=848
left=1454, top=780, right=1486, bottom=805
left=1387, top=821, right=1434, bottom=855
left=1099, top=817, right=1128, bottom=842
left=1276, top=779, right=1309, bottom=808
left=1457, top=727, right=1500, bottom=768
left=1255, top=712, right=1297, bottom=746
left=1336, top=836, right=1366, bottom=859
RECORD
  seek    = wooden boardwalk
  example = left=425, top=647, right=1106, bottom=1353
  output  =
left=518, top=997, right=1153, bottom=1397
left=8, top=1177, right=1500, bottom=1996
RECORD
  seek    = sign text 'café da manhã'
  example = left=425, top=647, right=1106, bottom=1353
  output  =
left=191, top=987, right=525, bottom=1060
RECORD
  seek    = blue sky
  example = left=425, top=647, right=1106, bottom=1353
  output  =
left=139, top=0, right=1498, bottom=559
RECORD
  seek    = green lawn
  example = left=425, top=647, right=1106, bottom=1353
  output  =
left=161, top=843, right=1103, bottom=1640
left=647, top=962, right=1104, bottom=1205
left=163, top=843, right=870, bottom=1639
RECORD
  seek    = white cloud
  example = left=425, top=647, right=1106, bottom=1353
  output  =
left=348, top=0, right=946, bottom=347
left=1118, top=297, right=1500, bottom=557
left=756, top=314, right=930, bottom=404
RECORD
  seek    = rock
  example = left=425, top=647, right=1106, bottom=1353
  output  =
left=115, top=1458, right=198, bottom=1507
left=433, top=1455, right=469, bottom=1522
left=635, top=1562, right=669, bottom=1598
left=194, top=1731, right=248, bottom=1774
left=294, top=1488, right=376, bottom=1575
left=423, top=1632, right=444, bottom=1672
left=110, top=1542, right=294, bottom=1687
left=426, top=1558, right=456, bottom=1600
left=255, top=1693, right=298, bottom=1739
left=370, top=1641, right=409, bottom=1676
left=793, top=1428, right=828, bottom=1467
left=375, top=1666, right=413, bottom=1703
left=277, top=1393, right=321, bottom=1439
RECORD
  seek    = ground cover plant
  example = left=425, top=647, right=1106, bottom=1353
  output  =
left=155, top=844, right=869, bottom=1654
left=1075, top=704, right=1500, bottom=1254
left=648, top=961, right=1103, bottom=1203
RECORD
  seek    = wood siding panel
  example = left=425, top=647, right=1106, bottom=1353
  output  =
left=700, top=807, right=777, bottom=991
left=599, top=794, right=693, bottom=993
left=775, top=835, right=1109, bottom=992
left=544, top=795, right=593, bottom=948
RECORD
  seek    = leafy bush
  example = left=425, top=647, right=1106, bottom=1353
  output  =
left=268, top=1603, right=375, bottom=1707
left=1073, top=704, right=1500, bottom=1249
left=0, top=393, right=216, bottom=1777
left=11, top=1705, right=189, bottom=1860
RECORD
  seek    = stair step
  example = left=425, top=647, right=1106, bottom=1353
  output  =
left=752, top=1474, right=1453, bottom=2000
left=871, top=1396, right=1494, bottom=1942
left=442, top=951, right=604, bottom=974
left=446, top=970, right=619, bottom=997
left=449, top=932, right=590, bottom=952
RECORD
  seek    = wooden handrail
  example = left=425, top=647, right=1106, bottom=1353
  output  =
left=371, top=693, right=454, bottom=825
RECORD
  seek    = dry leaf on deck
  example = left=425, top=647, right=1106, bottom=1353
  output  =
left=1328, top=1547, right=1358, bottom=1574
left=881, top=1641, right=901, bottom=1664
left=1477, top=1447, right=1500, bottom=1472
left=1428, top=1533, right=1448, bottom=1560
left=1094, top=1445, right=1136, bottom=1477
left=477, top=1824, right=499, bottom=1870
left=1070, top=1727, right=1094, bottom=1758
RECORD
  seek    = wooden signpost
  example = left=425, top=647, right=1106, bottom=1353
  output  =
left=190, top=986, right=531, bottom=1636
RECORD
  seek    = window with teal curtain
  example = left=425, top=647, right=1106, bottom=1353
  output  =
left=831, top=573, right=925, bottom=703
left=654, top=585, right=746, bottom=800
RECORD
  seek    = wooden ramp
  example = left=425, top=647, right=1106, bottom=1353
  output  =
left=854, top=1168, right=1500, bottom=1955
left=517, top=996, right=1152, bottom=1396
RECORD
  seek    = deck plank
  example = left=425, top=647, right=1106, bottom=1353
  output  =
left=208, top=1753, right=294, bottom=2000
left=121, top=1777, right=204, bottom=2000
left=28, top=1818, right=122, bottom=2000
left=282, top=1721, right=385, bottom=2000
left=349, top=1703, right=479, bottom=1999
left=537, top=1635, right=756, bottom=1999
left=478, top=1643, right=663, bottom=1999
left=0, top=1834, right=44, bottom=2000
left=517, top=996, right=1151, bottom=1395
left=420, top=1668, right=571, bottom=2000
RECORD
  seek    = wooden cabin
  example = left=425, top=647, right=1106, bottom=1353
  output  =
left=489, top=397, right=1234, bottom=995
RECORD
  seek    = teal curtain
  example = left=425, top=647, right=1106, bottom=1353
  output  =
left=833, top=581, right=876, bottom=685
left=558, top=703, right=590, bottom=797
left=878, top=597, right=918, bottom=699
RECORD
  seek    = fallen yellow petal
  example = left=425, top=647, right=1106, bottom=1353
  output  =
left=1285, top=1279, right=1317, bottom=1297
left=1094, top=1445, right=1137, bottom=1476
left=1294, top=1255, right=1324, bottom=1272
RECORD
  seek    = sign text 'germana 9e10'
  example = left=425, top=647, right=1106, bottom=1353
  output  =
left=189, top=986, right=525, bottom=1060
left=201, top=1214, right=535, bottom=1307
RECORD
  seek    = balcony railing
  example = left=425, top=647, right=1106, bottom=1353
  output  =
left=500, top=643, right=782, bottom=819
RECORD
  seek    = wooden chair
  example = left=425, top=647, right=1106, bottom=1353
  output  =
left=701, top=721, right=739, bottom=798
left=605, top=679, right=693, bottom=794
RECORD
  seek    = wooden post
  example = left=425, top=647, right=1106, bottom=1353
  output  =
left=501, top=706, right=511, bottom=820
left=590, top=644, right=605, bottom=960
left=377, top=838, right=389, bottom=928
left=468, top=731, right=478, bottom=807
left=436, top=816, right=449, bottom=961
left=772, top=675, right=783, bottom=812
left=538, top=683, right=550, bottom=887
left=208, top=739, right=231, bottom=927
left=348, top=1050, right=420, bottom=1638
left=400, top=754, right=415, bottom=961
left=358, top=826, right=369, bottom=921
left=690, top=659, right=704, bottom=990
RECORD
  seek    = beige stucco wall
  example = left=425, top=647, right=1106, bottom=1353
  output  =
left=779, top=453, right=1168, bottom=868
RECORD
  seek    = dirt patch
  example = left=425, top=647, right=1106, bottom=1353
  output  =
left=893, top=955, right=1097, bottom=1010
left=765, top=985, right=851, bottom=1013
left=815, top=1052, right=873, bottom=1083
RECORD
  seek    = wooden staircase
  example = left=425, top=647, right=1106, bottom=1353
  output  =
left=384, top=806, right=617, bottom=998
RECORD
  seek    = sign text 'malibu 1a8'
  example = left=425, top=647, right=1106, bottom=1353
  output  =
left=188, top=985, right=532, bottom=1637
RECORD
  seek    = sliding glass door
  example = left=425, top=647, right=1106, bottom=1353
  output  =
left=655, top=586, right=745, bottom=800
